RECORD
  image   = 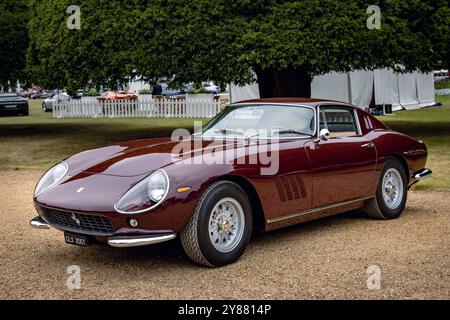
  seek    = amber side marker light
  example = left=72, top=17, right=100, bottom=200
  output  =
left=177, top=187, right=191, bottom=193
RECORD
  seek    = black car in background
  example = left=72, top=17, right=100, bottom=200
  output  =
left=0, top=93, right=29, bottom=116
left=29, top=92, right=51, bottom=99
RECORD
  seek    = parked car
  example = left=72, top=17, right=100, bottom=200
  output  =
left=97, top=91, right=138, bottom=101
left=161, top=83, right=185, bottom=96
left=30, top=98, right=431, bottom=267
left=17, top=91, right=31, bottom=98
left=30, top=92, right=51, bottom=99
left=42, top=92, right=70, bottom=112
left=71, top=89, right=85, bottom=100
left=433, top=69, right=449, bottom=82
left=0, top=92, right=29, bottom=116
left=202, top=82, right=220, bottom=94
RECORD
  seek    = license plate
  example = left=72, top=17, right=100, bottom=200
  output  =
left=5, top=105, right=17, bottom=108
left=64, top=231, right=91, bottom=246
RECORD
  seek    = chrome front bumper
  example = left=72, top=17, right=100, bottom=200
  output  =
left=30, top=216, right=50, bottom=229
left=107, top=234, right=176, bottom=247
left=414, top=168, right=432, bottom=180
left=30, top=216, right=176, bottom=247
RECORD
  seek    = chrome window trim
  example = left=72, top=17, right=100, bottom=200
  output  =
left=207, top=103, right=317, bottom=140
left=194, top=135, right=313, bottom=141
left=316, top=104, right=362, bottom=138
left=353, top=108, right=363, bottom=136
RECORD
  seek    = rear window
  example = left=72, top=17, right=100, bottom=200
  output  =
left=0, top=93, right=18, bottom=98
left=320, top=107, right=358, bottom=137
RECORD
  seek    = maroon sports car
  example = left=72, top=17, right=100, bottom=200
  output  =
left=31, top=98, right=431, bottom=267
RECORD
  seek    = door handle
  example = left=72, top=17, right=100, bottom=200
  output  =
left=361, top=142, right=375, bottom=149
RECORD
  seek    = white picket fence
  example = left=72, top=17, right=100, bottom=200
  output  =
left=52, top=96, right=221, bottom=119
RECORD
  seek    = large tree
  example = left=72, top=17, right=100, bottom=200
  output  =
left=0, top=0, right=29, bottom=90
left=27, top=0, right=449, bottom=97
left=27, top=0, right=147, bottom=92
left=147, top=0, right=447, bottom=97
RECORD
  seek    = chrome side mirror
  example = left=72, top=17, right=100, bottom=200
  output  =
left=319, top=128, right=331, bottom=141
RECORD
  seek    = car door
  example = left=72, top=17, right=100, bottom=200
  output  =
left=304, top=105, right=377, bottom=208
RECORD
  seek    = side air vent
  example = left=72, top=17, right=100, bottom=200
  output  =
left=274, top=175, right=307, bottom=202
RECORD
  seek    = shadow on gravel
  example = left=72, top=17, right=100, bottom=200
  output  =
left=253, top=209, right=364, bottom=241
left=36, top=206, right=423, bottom=268
left=37, top=210, right=366, bottom=268
left=38, top=237, right=191, bottom=269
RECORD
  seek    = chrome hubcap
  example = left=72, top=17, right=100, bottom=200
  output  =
left=382, top=168, right=403, bottom=209
left=208, top=197, right=245, bottom=253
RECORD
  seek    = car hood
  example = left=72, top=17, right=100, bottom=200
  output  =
left=64, top=137, right=252, bottom=177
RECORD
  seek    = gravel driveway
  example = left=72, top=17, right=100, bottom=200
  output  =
left=0, top=169, right=448, bottom=299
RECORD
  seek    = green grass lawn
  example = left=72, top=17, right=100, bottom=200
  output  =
left=0, top=99, right=206, bottom=169
left=1, top=96, right=449, bottom=190
left=377, top=95, right=450, bottom=191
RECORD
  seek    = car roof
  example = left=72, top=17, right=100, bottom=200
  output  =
left=233, top=97, right=352, bottom=107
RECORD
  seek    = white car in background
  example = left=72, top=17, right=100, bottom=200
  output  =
left=433, top=69, right=449, bottom=82
left=202, top=82, right=220, bottom=94
left=42, top=92, right=70, bottom=112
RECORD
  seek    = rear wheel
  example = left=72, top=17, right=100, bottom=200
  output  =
left=42, top=103, right=48, bottom=112
left=364, top=158, right=407, bottom=219
left=181, top=181, right=253, bottom=267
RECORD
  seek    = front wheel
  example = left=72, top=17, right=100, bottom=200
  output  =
left=42, top=103, right=48, bottom=112
left=181, top=181, right=253, bottom=267
left=363, top=158, right=407, bottom=219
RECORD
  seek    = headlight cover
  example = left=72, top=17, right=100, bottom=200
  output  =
left=114, top=169, right=169, bottom=214
left=34, top=162, right=68, bottom=197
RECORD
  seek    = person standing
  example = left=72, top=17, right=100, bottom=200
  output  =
left=152, top=82, right=162, bottom=96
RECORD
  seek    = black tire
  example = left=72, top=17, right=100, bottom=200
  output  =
left=22, top=106, right=29, bottom=116
left=42, top=103, right=48, bottom=112
left=363, top=158, right=407, bottom=220
left=180, top=181, right=253, bottom=267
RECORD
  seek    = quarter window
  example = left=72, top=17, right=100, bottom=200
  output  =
left=320, top=107, right=358, bottom=137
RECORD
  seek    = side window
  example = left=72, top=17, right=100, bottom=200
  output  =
left=321, top=107, right=358, bottom=137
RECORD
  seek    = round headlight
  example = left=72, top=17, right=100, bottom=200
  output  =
left=34, top=162, right=68, bottom=197
left=114, top=169, right=169, bottom=214
left=147, top=170, right=168, bottom=202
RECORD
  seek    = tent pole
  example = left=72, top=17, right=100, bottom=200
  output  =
left=396, top=72, right=401, bottom=109
left=347, top=72, right=352, bottom=105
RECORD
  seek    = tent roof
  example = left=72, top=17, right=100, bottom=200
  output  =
left=234, top=97, right=346, bottom=106
left=230, top=69, right=435, bottom=110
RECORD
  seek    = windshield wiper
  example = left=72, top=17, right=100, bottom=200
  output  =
left=216, top=128, right=244, bottom=135
left=246, top=129, right=313, bottom=142
left=275, top=129, right=313, bottom=136
left=199, top=128, right=245, bottom=139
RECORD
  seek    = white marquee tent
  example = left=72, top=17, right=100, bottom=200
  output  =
left=230, top=69, right=436, bottom=111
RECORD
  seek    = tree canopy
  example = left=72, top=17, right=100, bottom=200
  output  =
left=24, top=0, right=450, bottom=96
left=0, top=0, right=29, bottom=89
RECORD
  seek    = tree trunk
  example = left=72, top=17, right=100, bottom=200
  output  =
left=254, top=66, right=312, bottom=98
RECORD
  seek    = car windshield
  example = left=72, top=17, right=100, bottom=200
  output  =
left=201, top=105, right=315, bottom=139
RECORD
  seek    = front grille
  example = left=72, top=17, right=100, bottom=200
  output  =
left=41, top=207, right=115, bottom=235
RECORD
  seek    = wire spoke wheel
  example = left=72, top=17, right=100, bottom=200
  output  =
left=382, top=168, right=404, bottom=210
left=363, top=158, right=407, bottom=220
left=208, top=197, right=245, bottom=253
